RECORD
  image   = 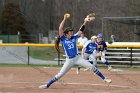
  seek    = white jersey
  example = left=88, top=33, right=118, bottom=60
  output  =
left=78, top=37, right=88, bottom=45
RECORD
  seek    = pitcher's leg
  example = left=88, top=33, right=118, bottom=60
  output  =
left=89, top=54, right=97, bottom=68
left=76, top=56, right=111, bottom=83
left=76, top=54, right=90, bottom=74
left=39, top=58, right=74, bottom=89
left=55, top=58, right=74, bottom=79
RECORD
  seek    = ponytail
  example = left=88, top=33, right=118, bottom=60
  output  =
left=55, top=36, right=61, bottom=53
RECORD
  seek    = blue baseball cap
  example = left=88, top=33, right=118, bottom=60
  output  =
left=97, top=33, right=103, bottom=38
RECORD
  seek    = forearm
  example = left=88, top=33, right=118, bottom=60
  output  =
left=81, top=48, right=85, bottom=56
left=77, top=21, right=88, bottom=35
left=59, top=17, right=66, bottom=36
left=79, top=21, right=87, bottom=31
left=83, top=20, right=88, bottom=25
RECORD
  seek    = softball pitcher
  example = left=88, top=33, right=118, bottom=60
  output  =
left=96, top=33, right=112, bottom=71
left=39, top=13, right=112, bottom=89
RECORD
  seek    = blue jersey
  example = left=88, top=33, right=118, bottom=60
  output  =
left=97, top=41, right=107, bottom=51
left=60, top=34, right=79, bottom=57
left=84, top=40, right=98, bottom=54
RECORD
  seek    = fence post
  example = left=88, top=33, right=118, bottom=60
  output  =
left=27, top=46, right=30, bottom=65
left=17, top=32, right=20, bottom=43
left=130, top=48, right=132, bottom=66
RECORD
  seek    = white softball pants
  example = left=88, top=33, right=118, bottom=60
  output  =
left=55, top=55, right=97, bottom=79
left=83, top=53, right=97, bottom=67
left=100, top=50, right=107, bottom=63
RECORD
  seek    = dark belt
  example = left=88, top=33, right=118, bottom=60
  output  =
left=68, top=54, right=78, bottom=59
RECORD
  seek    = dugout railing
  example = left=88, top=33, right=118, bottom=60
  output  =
left=102, top=48, right=140, bottom=66
left=0, top=42, right=140, bottom=66
left=105, top=42, right=140, bottom=66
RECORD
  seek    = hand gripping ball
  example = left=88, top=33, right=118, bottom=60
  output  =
left=65, top=13, right=70, bottom=18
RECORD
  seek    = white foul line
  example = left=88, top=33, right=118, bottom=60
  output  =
left=62, top=82, right=131, bottom=89
left=0, top=81, right=131, bottom=89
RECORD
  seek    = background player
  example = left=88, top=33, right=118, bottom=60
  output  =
left=96, top=33, right=112, bottom=71
left=39, top=13, right=112, bottom=89
left=77, top=32, right=88, bottom=45
left=77, top=35, right=98, bottom=74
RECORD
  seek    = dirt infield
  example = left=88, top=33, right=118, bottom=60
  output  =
left=0, top=66, right=140, bottom=93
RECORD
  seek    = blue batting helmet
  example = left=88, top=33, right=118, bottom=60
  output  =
left=97, top=33, right=103, bottom=38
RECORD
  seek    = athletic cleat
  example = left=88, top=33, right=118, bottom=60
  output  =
left=104, top=78, right=112, bottom=84
left=108, top=66, right=112, bottom=71
left=39, top=77, right=57, bottom=89
left=39, top=84, right=48, bottom=89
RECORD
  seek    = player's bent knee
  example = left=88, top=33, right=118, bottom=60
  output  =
left=101, top=59, right=106, bottom=63
left=91, top=65, right=98, bottom=73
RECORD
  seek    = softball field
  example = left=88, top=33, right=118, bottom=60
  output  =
left=0, top=66, right=140, bottom=93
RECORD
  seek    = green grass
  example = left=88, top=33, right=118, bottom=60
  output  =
left=29, top=47, right=58, bottom=60
left=29, top=47, right=65, bottom=61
